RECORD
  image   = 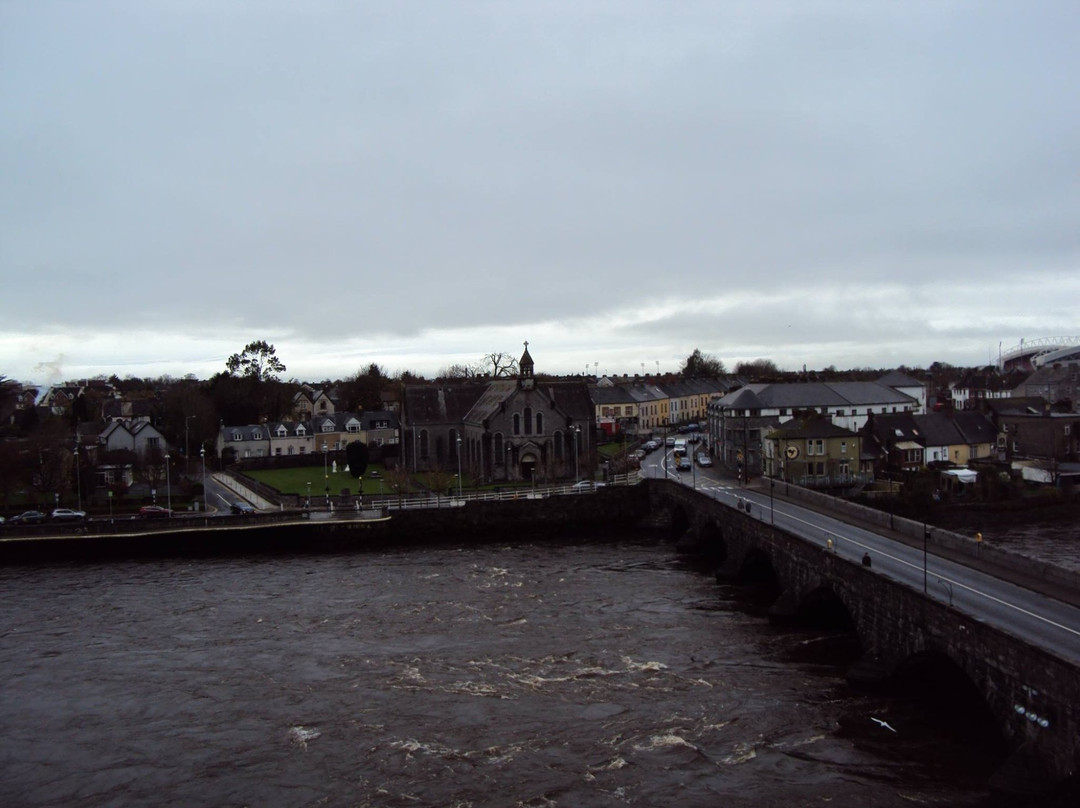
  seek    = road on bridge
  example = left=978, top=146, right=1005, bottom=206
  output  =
left=640, top=443, right=1080, bottom=667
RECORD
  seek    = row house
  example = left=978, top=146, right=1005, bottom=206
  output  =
left=861, top=411, right=998, bottom=476
left=949, top=368, right=1027, bottom=410
left=589, top=376, right=730, bottom=436
left=217, top=411, right=401, bottom=460
left=1016, top=363, right=1080, bottom=410
left=708, top=379, right=918, bottom=479
left=660, top=378, right=732, bottom=426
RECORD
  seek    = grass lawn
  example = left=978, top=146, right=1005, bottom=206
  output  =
left=246, top=465, right=387, bottom=497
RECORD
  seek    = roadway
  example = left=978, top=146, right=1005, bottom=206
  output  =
left=639, top=444, right=1080, bottom=667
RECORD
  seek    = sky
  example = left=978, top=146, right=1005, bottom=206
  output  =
left=2, top=1, right=1077, bottom=387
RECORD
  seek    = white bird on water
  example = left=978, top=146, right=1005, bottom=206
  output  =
left=871, top=717, right=897, bottom=733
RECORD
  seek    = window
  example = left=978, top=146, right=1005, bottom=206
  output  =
left=275, top=447, right=282, bottom=456
left=147, top=437, right=160, bottom=449
left=288, top=446, right=295, bottom=455
left=299, top=446, right=306, bottom=454
left=524, top=407, right=533, bottom=435
left=232, top=432, right=242, bottom=441
left=420, top=430, right=429, bottom=458
left=322, top=423, right=333, bottom=433
left=276, top=426, right=286, bottom=437
left=840, top=441, right=847, bottom=454
left=513, top=414, right=521, bottom=435
left=347, top=422, right=360, bottom=433
left=536, top=412, right=544, bottom=434
left=296, top=425, right=306, bottom=436
left=836, top=410, right=845, bottom=417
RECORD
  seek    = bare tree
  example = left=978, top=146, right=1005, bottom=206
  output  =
left=482, top=352, right=519, bottom=377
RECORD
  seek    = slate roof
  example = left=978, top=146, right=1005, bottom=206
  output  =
left=716, top=382, right=914, bottom=410
left=912, top=414, right=965, bottom=447
left=404, top=383, right=487, bottom=423
left=768, top=415, right=858, bottom=439
left=950, top=411, right=998, bottom=444
left=877, top=370, right=925, bottom=388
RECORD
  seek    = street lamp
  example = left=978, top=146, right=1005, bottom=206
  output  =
left=770, top=477, right=775, bottom=525
left=306, top=481, right=311, bottom=508
left=200, top=446, right=207, bottom=514
left=73, top=445, right=82, bottom=512
left=164, top=453, right=172, bottom=517
left=456, top=435, right=463, bottom=498
left=322, top=444, right=329, bottom=507
left=573, top=426, right=580, bottom=482
left=505, top=443, right=512, bottom=482
left=185, top=415, right=196, bottom=475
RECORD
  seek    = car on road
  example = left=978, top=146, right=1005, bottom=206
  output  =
left=138, top=505, right=172, bottom=518
left=641, top=440, right=660, bottom=452
left=9, top=510, right=47, bottom=525
left=571, top=480, right=606, bottom=492
left=696, top=452, right=713, bottom=467
left=230, top=501, right=256, bottom=515
left=665, top=437, right=675, bottom=447
left=675, top=456, right=692, bottom=472
left=50, top=508, right=86, bottom=521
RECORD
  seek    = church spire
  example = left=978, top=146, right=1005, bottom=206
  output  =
left=519, top=340, right=534, bottom=379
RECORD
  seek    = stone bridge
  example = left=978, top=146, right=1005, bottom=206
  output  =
left=649, top=480, right=1079, bottom=792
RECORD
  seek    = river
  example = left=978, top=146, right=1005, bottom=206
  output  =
left=1, top=537, right=1004, bottom=807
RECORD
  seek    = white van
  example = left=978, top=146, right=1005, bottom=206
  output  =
left=673, top=439, right=688, bottom=457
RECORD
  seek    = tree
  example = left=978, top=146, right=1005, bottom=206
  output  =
left=734, top=358, right=780, bottom=380
left=340, top=364, right=388, bottom=411
left=680, top=349, right=726, bottom=378
left=482, top=352, right=519, bottom=378
left=226, top=341, right=286, bottom=382
left=346, top=441, right=369, bottom=479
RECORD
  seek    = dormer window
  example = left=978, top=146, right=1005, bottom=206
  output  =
left=250, top=430, right=261, bottom=439
left=296, top=425, right=306, bottom=436
left=232, top=431, right=242, bottom=441
left=276, top=426, right=286, bottom=437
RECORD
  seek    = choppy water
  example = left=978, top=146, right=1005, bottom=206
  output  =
left=1, top=538, right=1001, bottom=807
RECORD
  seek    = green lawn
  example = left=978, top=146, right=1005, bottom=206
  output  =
left=246, top=465, right=388, bottom=497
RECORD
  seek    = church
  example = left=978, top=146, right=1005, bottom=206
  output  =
left=401, top=343, right=596, bottom=484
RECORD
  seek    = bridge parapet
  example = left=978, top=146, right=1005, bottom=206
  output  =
left=648, top=479, right=1079, bottom=790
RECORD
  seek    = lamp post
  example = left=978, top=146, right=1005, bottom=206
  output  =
left=505, top=444, right=512, bottom=482
left=923, top=523, right=930, bottom=593
left=322, top=444, right=329, bottom=507
left=456, top=435, right=463, bottom=499
left=573, top=426, right=580, bottom=483
left=164, top=453, right=172, bottom=517
left=73, top=445, right=82, bottom=512
left=770, top=477, right=775, bottom=525
left=306, top=481, right=311, bottom=508
left=185, top=415, right=195, bottom=475
left=200, top=446, right=207, bottom=514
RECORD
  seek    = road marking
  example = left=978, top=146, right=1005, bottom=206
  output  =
left=766, top=498, right=1080, bottom=639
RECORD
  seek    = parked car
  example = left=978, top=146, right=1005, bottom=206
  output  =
left=51, top=508, right=86, bottom=521
left=571, top=480, right=606, bottom=492
left=230, top=501, right=256, bottom=515
left=665, top=437, right=675, bottom=447
left=10, top=510, right=47, bottom=525
left=696, top=453, right=713, bottom=467
left=641, top=440, right=660, bottom=452
left=138, top=505, right=172, bottom=518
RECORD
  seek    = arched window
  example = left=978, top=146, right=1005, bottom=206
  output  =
left=494, top=433, right=503, bottom=460
left=524, top=407, right=533, bottom=435
left=553, top=430, right=563, bottom=460
left=513, top=414, right=521, bottom=435
left=536, top=412, right=543, bottom=434
left=420, top=430, right=429, bottom=459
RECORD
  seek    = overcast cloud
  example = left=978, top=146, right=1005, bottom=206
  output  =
left=2, top=1, right=1076, bottom=384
